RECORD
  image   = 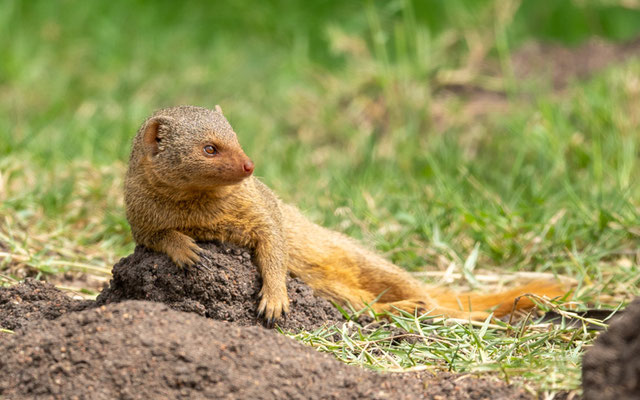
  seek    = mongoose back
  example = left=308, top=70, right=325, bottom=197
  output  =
left=125, top=105, right=565, bottom=324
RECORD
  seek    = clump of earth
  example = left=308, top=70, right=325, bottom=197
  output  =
left=0, top=278, right=94, bottom=331
left=582, top=297, right=640, bottom=400
left=96, top=241, right=345, bottom=331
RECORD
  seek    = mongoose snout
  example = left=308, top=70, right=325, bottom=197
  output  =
left=243, top=160, right=254, bottom=175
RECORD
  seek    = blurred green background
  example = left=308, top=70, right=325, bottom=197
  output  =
left=1, top=0, right=639, bottom=290
left=3, top=0, right=640, bottom=164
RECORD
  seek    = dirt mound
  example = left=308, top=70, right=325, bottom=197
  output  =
left=582, top=297, right=640, bottom=400
left=0, top=278, right=93, bottom=331
left=0, top=300, right=531, bottom=400
left=97, top=242, right=345, bottom=331
left=511, top=38, right=640, bottom=90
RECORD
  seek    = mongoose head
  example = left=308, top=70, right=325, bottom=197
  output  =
left=134, top=105, right=254, bottom=190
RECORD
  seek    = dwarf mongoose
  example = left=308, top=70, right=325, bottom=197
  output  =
left=125, top=105, right=564, bottom=324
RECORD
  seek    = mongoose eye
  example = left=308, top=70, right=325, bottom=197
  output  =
left=203, top=145, right=218, bottom=156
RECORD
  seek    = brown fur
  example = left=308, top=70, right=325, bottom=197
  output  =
left=125, top=105, right=566, bottom=323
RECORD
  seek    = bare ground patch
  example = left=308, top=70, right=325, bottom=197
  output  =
left=0, top=300, right=533, bottom=400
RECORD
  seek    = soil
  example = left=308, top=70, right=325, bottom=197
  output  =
left=0, top=245, right=536, bottom=399
left=510, top=38, right=640, bottom=90
left=97, top=241, right=345, bottom=332
left=0, top=278, right=94, bottom=331
left=582, top=297, right=640, bottom=400
left=0, top=300, right=532, bottom=400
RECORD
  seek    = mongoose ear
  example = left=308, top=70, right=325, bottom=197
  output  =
left=142, top=116, right=174, bottom=156
left=214, top=104, right=224, bottom=115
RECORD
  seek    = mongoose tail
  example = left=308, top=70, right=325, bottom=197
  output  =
left=428, top=280, right=567, bottom=318
left=283, top=205, right=566, bottom=320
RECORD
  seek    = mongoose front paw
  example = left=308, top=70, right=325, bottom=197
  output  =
left=257, top=286, right=290, bottom=327
left=167, top=237, right=212, bottom=272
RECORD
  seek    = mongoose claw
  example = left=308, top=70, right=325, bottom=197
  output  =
left=256, top=288, right=290, bottom=326
left=168, top=237, right=204, bottom=269
left=194, top=251, right=214, bottom=273
left=191, top=262, right=209, bottom=273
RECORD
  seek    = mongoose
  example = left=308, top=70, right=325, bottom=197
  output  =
left=125, top=105, right=565, bottom=324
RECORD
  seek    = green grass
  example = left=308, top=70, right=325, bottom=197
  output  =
left=1, top=0, right=639, bottom=397
left=288, top=311, right=593, bottom=394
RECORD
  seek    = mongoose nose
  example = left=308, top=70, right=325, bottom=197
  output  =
left=243, top=160, right=254, bottom=175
